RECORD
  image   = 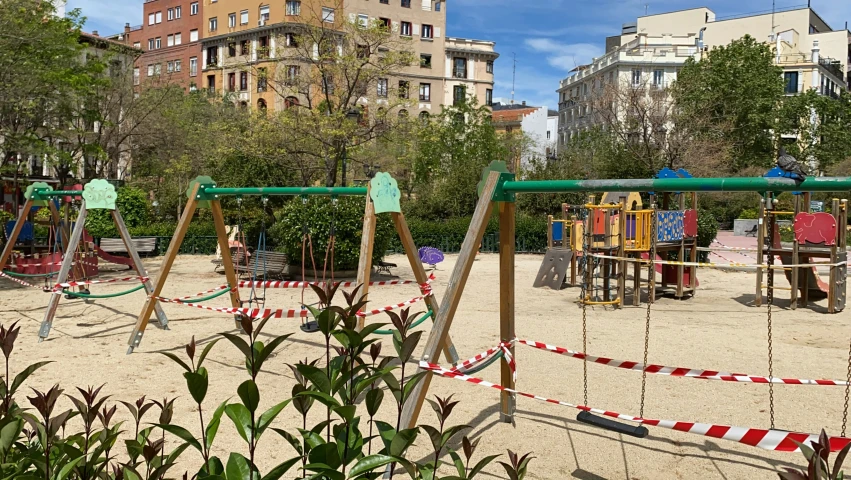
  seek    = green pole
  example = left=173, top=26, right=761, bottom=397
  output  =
left=201, top=186, right=368, bottom=197
left=499, top=177, right=851, bottom=194
left=31, top=190, right=83, bottom=199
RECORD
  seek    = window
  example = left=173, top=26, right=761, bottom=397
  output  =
left=486, top=60, right=493, bottom=73
left=323, top=74, right=335, bottom=94
left=420, top=54, right=432, bottom=68
left=419, top=83, right=430, bottom=101
left=209, top=17, right=218, bottom=32
left=133, top=41, right=141, bottom=48
left=285, top=33, right=297, bottom=47
left=422, top=24, right=433, bottom=38
left=190, top=29, right=198, bottom=42
left=155, top=37, right=161, bottom=49
left=206, top=46, right=218, bottom=66
left=190, top=2, right=198, bottom=15
left=285, top=96, right=299, bottom=108
left=190, top=57, right=198, bottom=76
left=174, top=60, right=181, bottom=72
left=785, top=71, right=799, bottom=94
left=228, top=42, right=236, bottom=57
left=379, top=17, right=391, bottom=29
left=435, top=1, right=441, bottom=11
left=241, top=39, right=250, bottom=55
left=167, top=61, right=174, bottom=73
left=377, top=78, right=388, bottom=97
left=257, top=68, right=267, bottom=92
left=399, top=80, right=409, bottom=99
left=167, top=8, right=174, bottom=21
left=175, top=33, right=182, bottom=45
left=148, top=13, right=155, bottom=25
left=147, top=64, right=154, bottom=76
left=486, top=88, right=493, bottom=106
left=260, top=6, right=270, bottom=23
left=175, top=6, right=181, bottom=18
left=154, top=64, right=161, bottom=75
left=155, top=11, right=162, bottom=23
left=133, top=67, right=140, bottom=85
left=286, top=0, right=300, bottom=15
left=380, top=0, right=388, bottom=3
left=631, top=68, right=641, bottom=86
left=321, top=7, right=335, bottom=23
left=240, top=72, right=248, bottom=91
left=258, top=98, right=267, bottom=110
left=167, top=34, right=174, bottom=47
left=229, top=13, right=236, bottom=28
left=401, top=0, right=411, bottom=7
left=419, top=111, right=429, bottom=122
left=401, top=21, right=412, bottom=36
left=148, top=38, right=155, bottom=50
left=453, top=85, right=466, bottom=105
left=240, top=10, right=249, bottom=25
left=453, top=57, right=466, bottom=78
left=357, top=14, right=368, bottom=28
left=258, top=36, right=269, bottom=58
left=228, top=72, right=236, bottom=91
left=286, top=65, right=299, bottom=85
left=652, top=69, right=664, bottom=87
left=207, top=75, right=216, bottom=94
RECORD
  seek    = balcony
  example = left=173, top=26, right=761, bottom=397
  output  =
left=206, top=58, right=219, bottom=68
left=453, top=68, right=467, bottom=79
left=819, top=57, right=844, bottom=81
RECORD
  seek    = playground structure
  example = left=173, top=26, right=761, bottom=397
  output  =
left=537, top=169, right=699, bottom=307
left=0, top=180, right=168, bottom=340
left=401, top=165, right=851, bottom=453
left=129, top=173, right=459, bottom=362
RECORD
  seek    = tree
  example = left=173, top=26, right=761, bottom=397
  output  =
left=776, top=89, right=851, bottom=174
left=672, top=35, right=784, bottom=172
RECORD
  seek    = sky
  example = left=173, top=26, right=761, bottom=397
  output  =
left=69, top=0, right=851, bottom=110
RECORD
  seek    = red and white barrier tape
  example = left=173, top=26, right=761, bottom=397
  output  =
left=588, top=253, right=846, bottom=270
left=154, top=296, right=309, bottom=319
left=421, top=361, right=851, bottom=453
left=168, top=284, right=231, bottom=301
left=0, top=272, right=43, bottom=289
left=238, top=273, right=436, bottom=290
left=54, top=276, right=149, bottom=289
left=356, top=295, right=425, bottom=317
left=451, top=342, right=512, bottom=373
left=517, top=339, right=847, bottom=386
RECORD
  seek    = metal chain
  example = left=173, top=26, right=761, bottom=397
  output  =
left=766, top=197, right=776, bottom=431
left=581, top=204, right=590, bottom=407
left=843, top=337, right=851, bottom=437
left=640, top=201, right=656, bottom=419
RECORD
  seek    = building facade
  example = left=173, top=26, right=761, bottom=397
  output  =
left=491, top=102, right=548, bottom=169
left=556, top=6, right=851, bottom=152
left=443, top=37, right=497, bottom=109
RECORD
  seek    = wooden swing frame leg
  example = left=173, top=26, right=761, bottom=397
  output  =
left=0, top=199, right=34, bottom=272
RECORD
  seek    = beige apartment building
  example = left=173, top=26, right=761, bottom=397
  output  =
left=557, top=6, right=851, bottom=151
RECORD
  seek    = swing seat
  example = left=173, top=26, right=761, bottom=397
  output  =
left=576, top=411, right=649, bottom=438
left=300, top=321, right=320, bottom=333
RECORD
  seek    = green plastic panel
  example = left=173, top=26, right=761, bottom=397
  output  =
left=82, top=179, right=117, bottom=210
left=369, top=172, right=401, bottom=214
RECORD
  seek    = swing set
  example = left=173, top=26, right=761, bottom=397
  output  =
left=0, top=180, right=168, bottom=341
left=401, top=163, right=851, bottom=453
left=128, top=173, right=460, bottom=362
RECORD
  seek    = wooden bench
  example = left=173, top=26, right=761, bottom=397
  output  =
left=212, top=248, right=249, bottom=273
left=99, top=237, right=158, bottom=256
left=235, top=251, right=289, bottom=279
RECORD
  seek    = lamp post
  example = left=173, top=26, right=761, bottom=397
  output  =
left=362, top=163, right=380, bottom=180
left=342, top=109, right=361, bottom=187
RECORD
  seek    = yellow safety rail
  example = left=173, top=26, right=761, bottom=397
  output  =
left=624, top=210, right=653, bottom=252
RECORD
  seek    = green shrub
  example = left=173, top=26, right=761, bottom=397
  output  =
left=86, top=186, right=151, bottom=237
left=696, top=209, right=718, bottom=261
left=738, top=208, right=759, bottom=219
left=269, top=197, right=393, bottom=271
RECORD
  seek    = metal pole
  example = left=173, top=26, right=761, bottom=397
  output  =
left=201, top=186, right=367, bottom=197
left=341, top=143, right=347, bottom=187
left=499, top=177, right=851, bottom=194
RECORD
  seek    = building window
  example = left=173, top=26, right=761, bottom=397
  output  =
left=453, top=57, right=467, bottom=78
left=227, top=72, right=236, bottom=92
left=148, top=38, right=155, bottom=50
left=228, top=13, right=236, bottom=28
left=379, top=17, right=391, bottom=29
left=147, top=64, right=154, bottom=76
left=286, top=65, right=300, bottom=85
left=175, top=33, right=182, bottom=45
left=380, top=0, right=388, bottom=3
left=148, top=13, right=155, bottom=25
left=486, top=88, right=493, bottom=106
left=190, top=2, right=198, bottom=15
left=207, top=75, right=216, bottom=94
left=419, top=83, right=430, bottom=101
left=453, top=85, right=466, bottom=105
left=206, top=46, right=218, bottom=66
left=175, top=60, right=181, bottom=72
left=422, top=24, right=433, bottom=38
left=155, top=37, right=161, bottom=49
left=167, top=61, right=174, bottom=73
left=175, top=6, right=181, bottom=18
left=652, top=69, right=664, bottom=87
left=240, top=10, right=249, bottom=25
left=167, top=34, right=174, bottom=47
left=190, top=29, right=199, bottom=42
left=321, top=7, right=335, bottom=23
left=228, top=42, right=237, bottom=57
left=258, top=36, right=269, bottom=58
left=209, top=17, right=218, bottom=32
left=285, top=33, right=297, bottom=47
left=377, top=78, right=388, bottom=98
left=133, top=67, right=140, bottom=85
left=167, top=8, right=174, bottom=21
left=435, top=1, right=441, bottom=11
left=399, top=80, right=409, bottom=99
left=257, top=98, right=267, bottom=110
left=486, top=60, right=493, bottom=73
left=134, top=41, right=141, bottom=48
left=631, top=68, right=641, bottom=86
left=190, top=57, right=197, bottom=76
left=155, top=11, right=162, bottom=23
left=285, top=96, right=299, bottom=108
left=401, top=0, right=411, bottom=7
left=238, top=39, right=249, bottom=55
left=260, top=5, right=270, bottom=23
left=420, top=54, right=432, bottom=68
left=154, top=64, right=161, bottom=75
left=240, top=71, right=248, bottom=91
left=401, top=21, right=412, bottom=36
left=257, top=68, right=267, bottom=92
left=784, top=71, right=799, bottom=94
left=286, top=0, right=300, bottom=15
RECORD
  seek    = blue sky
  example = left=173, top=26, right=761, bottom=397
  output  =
left=70, top=0, right=851, bottom=109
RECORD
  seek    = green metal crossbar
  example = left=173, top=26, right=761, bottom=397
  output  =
left=198, top=186, right=368, bottom=200
left=62, top=283, right=146, bottom=299
left=180, top=286, right=233, bottom=303
left=31, top=190, right=83, bottom=200
left=372, top=309, right=434, bottom=335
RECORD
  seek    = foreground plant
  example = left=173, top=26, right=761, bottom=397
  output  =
left=779, top=430, right=851, bottom=480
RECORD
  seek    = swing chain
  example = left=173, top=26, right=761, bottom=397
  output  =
left=640, top=201, right=656, bottom=419
left=766, top=196, right=776, bottom=431
left=581, top=203, right=589, bottom=407
left=843, top=337, right=851, bottom=437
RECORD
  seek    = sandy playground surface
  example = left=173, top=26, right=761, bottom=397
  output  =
left=1, top=247, right=849, bottom=479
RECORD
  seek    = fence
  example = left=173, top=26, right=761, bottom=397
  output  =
left=388, top=233, right=548, bottom=255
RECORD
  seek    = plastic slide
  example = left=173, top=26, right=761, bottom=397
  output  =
left=640, top=252, right=699, bottom=287
left=779, top=254, right=829, bottom=300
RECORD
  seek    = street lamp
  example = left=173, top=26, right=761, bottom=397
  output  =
left=362, top=163, right=380, bottom=180
left=342, top=109, right=361, bottom=187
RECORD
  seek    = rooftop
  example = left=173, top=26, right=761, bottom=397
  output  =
left=491, top=107, right=539, bottom=123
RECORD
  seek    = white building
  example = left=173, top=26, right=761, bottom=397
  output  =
left=556, top=6, right=851, bottom=152
left=546, top=109, right=558, bottom=158
left=491, top=102, right=549, bottom=168
left=52, top=0, right=66, bottom=17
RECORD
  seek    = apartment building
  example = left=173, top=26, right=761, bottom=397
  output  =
left=133, top=0, right=205, bottom=91
left=556, top=6, right=851, bottom=151
left=444, top=37, right=497, bottom=109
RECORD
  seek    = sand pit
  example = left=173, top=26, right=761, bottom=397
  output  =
left=1, top=252, right=847, bottom=479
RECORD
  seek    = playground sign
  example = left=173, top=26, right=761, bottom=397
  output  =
left=810, top=200, right=824, bottom=212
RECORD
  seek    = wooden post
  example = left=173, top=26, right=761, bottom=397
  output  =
left=499, top=201, right=516, bottom=422
left=48, top=200, right=87, bottom=288
left=112, top=208, right=169, bottom=329
left=688, top=192, right=698, bottom=291
left=676, top=194, right=685, bottom=298
left=38, top=203, right=89, bottom=341
left=547, top=215, right=553, bottom=249
left=570, top=215, right=578, bottom=285
left=790, top=196, right=800, bottom=309
left=210, top=200, right=243, bottom=328
left=391, top=212, right=459, bottom=364
left=829, top=199, right=840, bottom=314
left=356, top=192, right=377, bottom=330
left=755, top=198, right=765, bottom=307
left=633, top=254, right=641, bottom=306
left=0, top=198, right=33, bottom=271
left=602, top=209, right=611, bottom=302
left=128, top=184, right=201, bottom=352
left=617, top=197, right=626, bottom=307
left=399, top=172, right=500, bottom=429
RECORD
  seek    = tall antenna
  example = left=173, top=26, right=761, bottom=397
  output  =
left=511, top=52, right=516, bottom=105
left=771, top=0, right=776, bottom=37
left=645, top=4, right=649, bottom=15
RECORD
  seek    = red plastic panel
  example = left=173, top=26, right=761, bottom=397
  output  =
left=794, top=212, right=837, bottom=246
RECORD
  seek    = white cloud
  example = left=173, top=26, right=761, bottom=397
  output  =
left=524, top=38, right=603, bottom=71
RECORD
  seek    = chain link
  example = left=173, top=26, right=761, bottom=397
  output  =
left=844, top=337, right=851, bottom=437
left=640, top=201, right=656, bottom=419
left=766, top=197, right=775, bottom=431
left=581, top=203, right=590, bottom=407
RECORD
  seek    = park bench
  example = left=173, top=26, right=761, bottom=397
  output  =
left=745, top=225, right=758, bottom=237
left=99, top=237, right=158, bottom=256
left=212, top=248, right=249, bottom=273
left=375, top=260, right=396, bottom=276
left=235, top=251, right=289, bottom=279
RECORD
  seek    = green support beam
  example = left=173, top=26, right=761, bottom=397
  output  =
left=199, top=186, right=368, bottom=199
left=31, top=190, right=83, bottom=199
left=499, top=176, right=851, bottom=195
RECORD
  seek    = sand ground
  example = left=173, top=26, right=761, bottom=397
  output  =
left=1, top=249, right=848, bottom=480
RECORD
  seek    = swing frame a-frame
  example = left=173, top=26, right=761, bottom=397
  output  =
left=129, top=174, right=460, bottom=361
left=0, top=181, right=168, bottom=342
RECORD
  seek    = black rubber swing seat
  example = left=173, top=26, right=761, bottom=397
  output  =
left=576, top=411, right=649, bottom=438
left=300, top=321, right=320, bottom=333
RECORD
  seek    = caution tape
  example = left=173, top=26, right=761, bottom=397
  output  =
left=451, top=342, right=514, bottom=374
left=167, top=284, right=232, bottom=301
left=0, top=272, right=44, bottom=289
left=517, top=339, right=848, bottom=386
left=421, top=361, right=851, bottom=453
left=356, top=295, right=425, bottom=317
left=54, top=276, right=149, bottom=289
left=588, top=253, right=847, bottom=270
left=154, top=296, right=309, bottom=319
left=238, top=273, right=436, bottom=290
